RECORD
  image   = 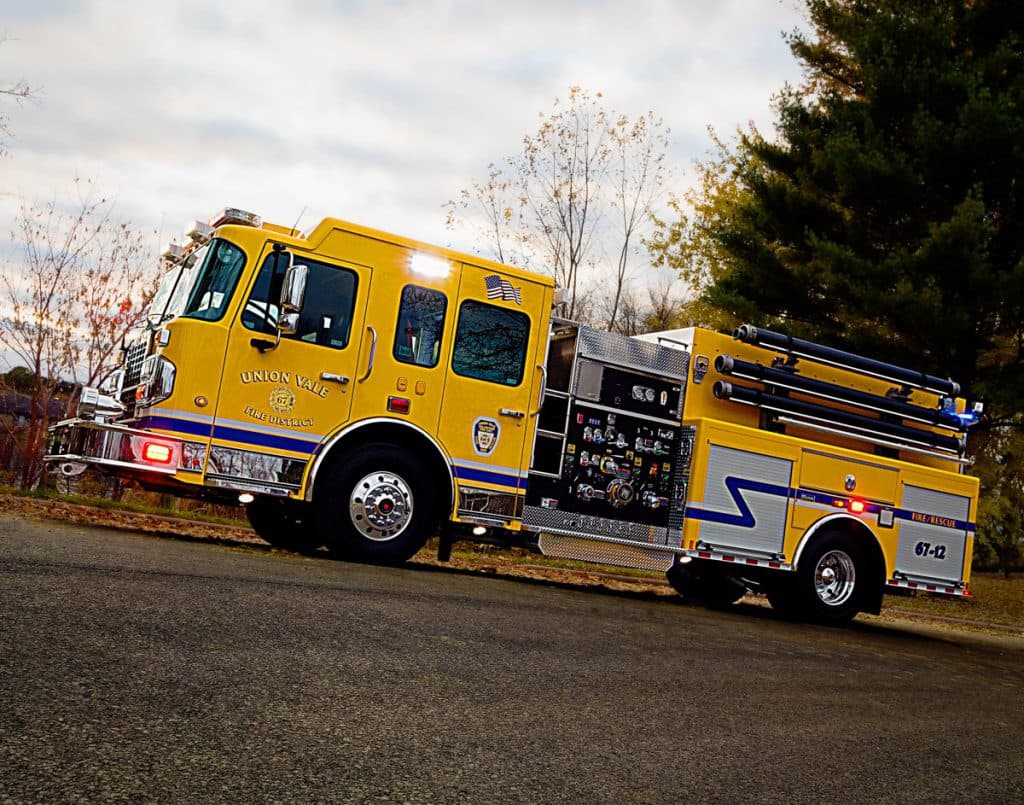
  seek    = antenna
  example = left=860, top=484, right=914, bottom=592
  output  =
left=291, top=206, right=307, bottom=236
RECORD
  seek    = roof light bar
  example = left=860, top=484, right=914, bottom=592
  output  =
left=161, top=243, right=187, bottom=264
left=185, top=220, right=215, bottom=244
left=209, top=207, right=262, bottom=229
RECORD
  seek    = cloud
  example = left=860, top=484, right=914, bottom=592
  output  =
left=0, top=0, right=805, bottom=256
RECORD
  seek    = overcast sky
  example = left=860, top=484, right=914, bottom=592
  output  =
left=1, top=0, right=805, bottom=266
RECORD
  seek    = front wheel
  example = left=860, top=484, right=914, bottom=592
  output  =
left=246, top=497, right=322, bottom=553
left=314, top=444, right=440, bottom=564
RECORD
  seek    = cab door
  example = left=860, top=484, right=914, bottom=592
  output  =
left=436, top=264, right=549, bottom=526
left=207, top=246, right=370, bottom=493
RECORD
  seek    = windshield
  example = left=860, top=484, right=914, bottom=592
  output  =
left=181, top=239, right=246, bottom=322
left=148, top=246, right=206, bottom=326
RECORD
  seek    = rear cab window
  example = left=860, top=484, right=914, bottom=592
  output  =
left=451, top=299, right=530, bottom=386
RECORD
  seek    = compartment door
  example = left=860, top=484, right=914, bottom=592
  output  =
left=894, top=485, right=971, bottom=585
left=692, top=444, right=793, bottom=557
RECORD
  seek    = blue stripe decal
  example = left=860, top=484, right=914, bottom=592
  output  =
left=454, top=465, right=526, bottom=490
left=685, top=477, right=790, bottom=527
left=212, top=424, right=319, bottom=455
left=685, top=478, right=976, bottom=533
left=138, top=416, right=212, bottom=438
left=138, top=415, right=320, bottom=455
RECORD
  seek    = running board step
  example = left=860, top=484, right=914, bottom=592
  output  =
left=538, top=533, right=675, bottom=572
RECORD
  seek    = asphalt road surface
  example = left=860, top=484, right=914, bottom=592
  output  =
left=1, top=515, right=1022, bottom=803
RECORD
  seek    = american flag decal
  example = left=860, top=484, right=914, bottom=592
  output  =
left=484, top=274, right=522, bottom=304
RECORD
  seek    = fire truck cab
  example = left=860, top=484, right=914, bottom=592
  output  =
left=47, top=208, right=980, bottom=624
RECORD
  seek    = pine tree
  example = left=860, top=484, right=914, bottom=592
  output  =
left=693, top=0, right=1024, bottom=408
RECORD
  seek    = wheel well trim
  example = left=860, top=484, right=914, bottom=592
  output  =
left=791, top=513, right=881, bottom=571
left=304, top=417, right=455, bottom=509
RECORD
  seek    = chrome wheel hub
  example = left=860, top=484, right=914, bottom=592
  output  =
left=349, top=471, right=413, bottom=541
left=814, top=549, right=856, bottom=607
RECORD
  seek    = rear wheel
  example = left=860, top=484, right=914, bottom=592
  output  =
left=246, top=497, right=322, bottom=553
left=666, top=561, right=748, bottom=608
left=315, top=443, right=440, bottom=564
left=765, top=578, right=801, bottom=617
left=790, top=532, right=864, bottom=624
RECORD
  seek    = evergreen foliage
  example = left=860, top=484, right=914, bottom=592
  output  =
left=696, top=0, right=1024, bottom=409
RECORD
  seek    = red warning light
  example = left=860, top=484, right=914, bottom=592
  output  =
left=143, top=442, right=173, bottom=464
left=849, top=499, right=866, bottom=514
left=387, top=396, right=411, bottom=415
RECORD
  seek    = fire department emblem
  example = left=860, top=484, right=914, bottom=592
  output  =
left=472, top=417, right=500, bottom=456
left=269, top=386, right=296, bottom=413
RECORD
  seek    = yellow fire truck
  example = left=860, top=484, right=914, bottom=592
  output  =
left=46, top=208, right=982, bottom=623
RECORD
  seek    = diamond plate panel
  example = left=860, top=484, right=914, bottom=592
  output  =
left=538, top=533, right=675, bottom=572
left=577, top=325, right=689, bottom=379
left=522, top=504, right=679, bottom=546
left=457, top=484, right=522, bottom=523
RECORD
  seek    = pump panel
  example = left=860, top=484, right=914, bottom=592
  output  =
left=524, top=325, right=691, bottom=547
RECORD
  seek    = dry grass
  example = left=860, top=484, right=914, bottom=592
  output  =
left=883, top=572, right=1024, bottom=629
left=0, top=484, right=246, bottom=527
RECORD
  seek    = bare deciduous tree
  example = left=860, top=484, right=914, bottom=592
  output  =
left=606, top=111, right=669, bottom=329
left=595, top=271, right=687, bottom=336
left=0, top=182, right=156, bottom=487
left=1, top=33, right=35, bottom=156
left=447, top=87, right=670, bottom=324
left=443, top=164, right=528, bottom=268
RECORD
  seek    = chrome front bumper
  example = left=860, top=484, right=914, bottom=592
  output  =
left=45, top=418, right=186, bottom=477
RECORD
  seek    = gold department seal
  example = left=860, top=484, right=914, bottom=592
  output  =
left=269, top=386, right=296, bottom=413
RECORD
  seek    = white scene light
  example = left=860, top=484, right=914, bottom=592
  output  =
left=410, top=253, right=451, bottom=279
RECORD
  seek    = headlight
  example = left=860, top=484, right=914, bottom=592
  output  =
left=99, top=369, right=124, bottom=397
left=137, top=355, right=176, bottom=405
left=76, top=387, right=125, bottom=421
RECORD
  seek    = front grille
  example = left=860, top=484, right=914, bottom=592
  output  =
left=120, top=339, right=150, bottom=417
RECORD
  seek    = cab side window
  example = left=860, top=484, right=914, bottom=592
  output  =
left=451, top=300, right=530, bottom=386
left=242, top=251, right=357, bottom=349
left=393, top=285, right=447, bottom=368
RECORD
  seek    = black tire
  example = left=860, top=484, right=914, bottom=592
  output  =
left=764, top=579, right=801, bottom=617
left=666, top=561, right=748, bottom=608
left=246, top=497, right=322, bottom=553
left=791, top=532, right=864, bottom=624
left=314, top=443, right=440, bottom=564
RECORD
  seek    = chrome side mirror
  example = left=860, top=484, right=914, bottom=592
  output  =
left=278, top=261, right=307, bottom=336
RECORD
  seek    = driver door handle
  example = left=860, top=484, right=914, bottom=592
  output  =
left=320, top=373, right=350, bottom=385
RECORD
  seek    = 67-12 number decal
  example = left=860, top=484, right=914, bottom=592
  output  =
left=915, top=542, right=947, bottom=560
